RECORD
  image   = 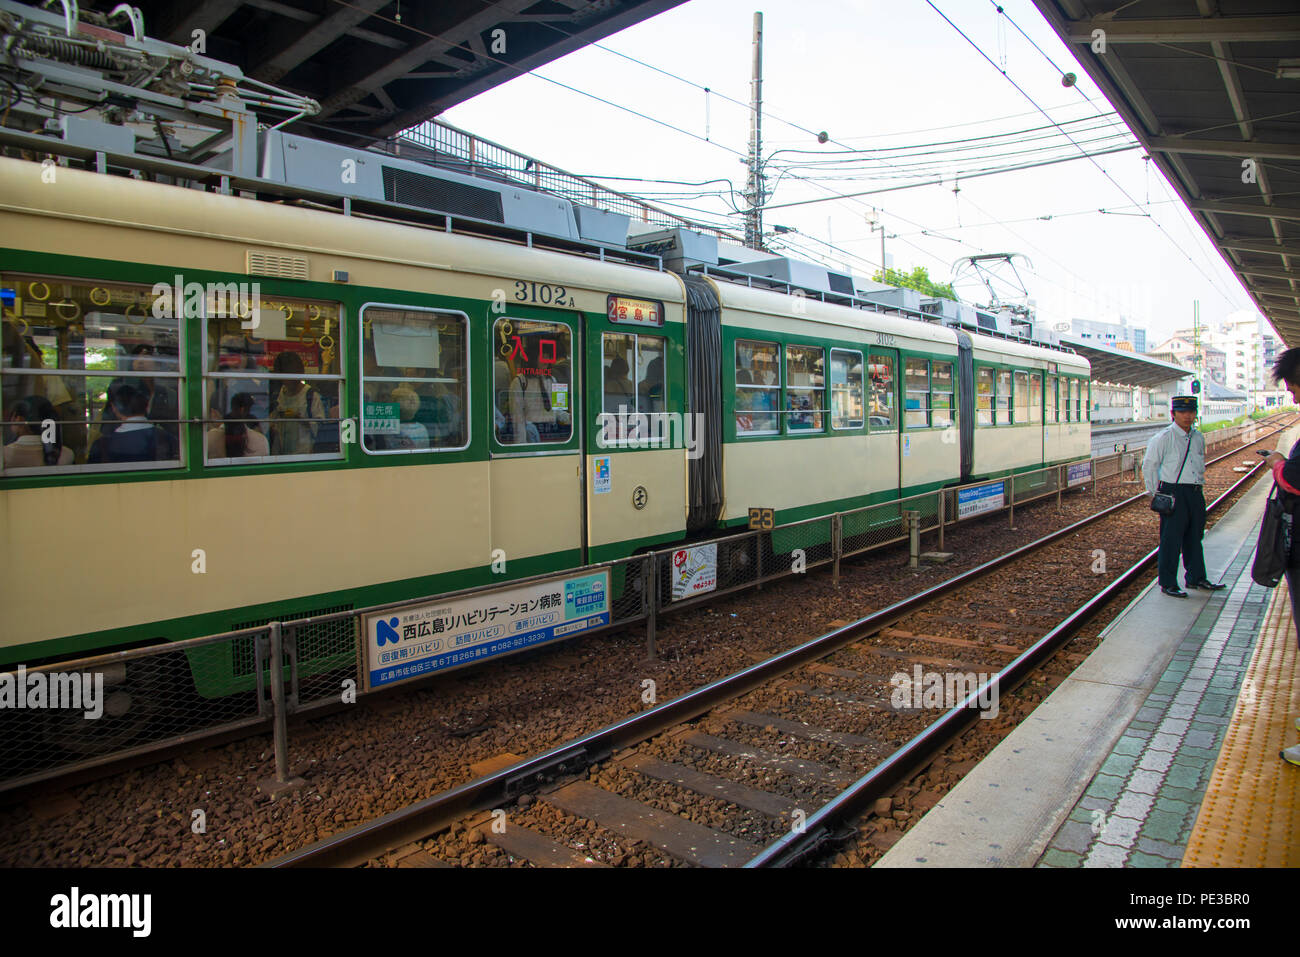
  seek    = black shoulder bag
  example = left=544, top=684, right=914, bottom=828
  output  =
left=1251, top=480, right=1295, bottom=588
left=1150, top=433, right=1192, bottom=516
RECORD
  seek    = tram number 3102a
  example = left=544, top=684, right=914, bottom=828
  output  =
left=514, top=281, right=575, bottom=306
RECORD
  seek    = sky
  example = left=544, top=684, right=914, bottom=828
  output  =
left=439, top=0, right=1262, bottom=347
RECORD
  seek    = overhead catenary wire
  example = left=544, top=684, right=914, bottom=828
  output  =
left=772, top=132, right=1138, bottom=179
left=924, top=0, right=1245, bottom=311
left=564, top=11, right=1235, bottom=319
left=331, top=0, right=1245, bottom=320
left=428, top=0, right=1143, bottom=308
left=752, top=142, right=1140, bottom=212
left=766, top=95, right=1118, bottom=144
left=454, top=0, right=1130, bottom=239
left=985, top=0, right=1260, bottom=309
left=767, top=114, right=1129, bottom=160
left=324, top=0, right=754, bottom=162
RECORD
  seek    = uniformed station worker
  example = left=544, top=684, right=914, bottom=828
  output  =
left=1142, top=395, right=1226, bottom=598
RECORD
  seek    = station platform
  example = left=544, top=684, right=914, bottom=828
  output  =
left=878, top=460, right=1300, bottom=869
left=1090, top=420, right=1165, bottom=457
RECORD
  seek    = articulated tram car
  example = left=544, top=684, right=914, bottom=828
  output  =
left=0, top=156, right=1091, bottom=706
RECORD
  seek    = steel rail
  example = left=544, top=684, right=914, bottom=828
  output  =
left=5, top=417, right=1278, bottom=804
left=745, top=452, right=1274, bottom=867
left=266, top=424, right=1288, bottom=867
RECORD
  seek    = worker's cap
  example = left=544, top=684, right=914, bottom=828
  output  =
left=1171, top=395, right=1198, bottom=412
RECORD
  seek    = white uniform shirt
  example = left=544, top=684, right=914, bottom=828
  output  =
left=1142, top=422, right=1206, bottom=494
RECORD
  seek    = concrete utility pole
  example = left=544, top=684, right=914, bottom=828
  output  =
left=1192, top=299, right=1202, bottom=393
left=866, top=208, right=888, bottom=279
left=744, top=11, right=764, bottom=250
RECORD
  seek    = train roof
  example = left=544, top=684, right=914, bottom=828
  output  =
left=968, top=331, right=1091, bottom=372
left=0, top=158, right=687, bottom=309
left=0, top=155, right=1089, bottom=378
left=697, top=270, right=1091, bottom=374
left=704, top=277, right=959, bottom=348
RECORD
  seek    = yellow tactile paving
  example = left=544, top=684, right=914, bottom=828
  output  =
left=1183, top=585, right=1300, bottom=867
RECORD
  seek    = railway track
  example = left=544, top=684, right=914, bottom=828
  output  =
left=267, top=418, right=1292, bottom=869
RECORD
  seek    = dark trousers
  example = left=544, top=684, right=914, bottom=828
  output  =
left=1157, top=482, right=1207, bottom=589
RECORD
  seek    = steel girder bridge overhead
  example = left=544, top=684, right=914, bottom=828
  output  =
left=1033, top=1, right=1300, bottom=345
left=73, top=0, right=686, bottom=145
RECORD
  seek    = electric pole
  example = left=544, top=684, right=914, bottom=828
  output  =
left=744, top=11, right=764, bottom=250
left=1192, top=299, right=1202, bottom=395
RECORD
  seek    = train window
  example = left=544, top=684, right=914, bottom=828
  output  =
left=735, top=339, right=780, bottom=435
left=492, top=317, right=571, bottom=446
left=1013, top=371, right=1029, bottom=424
left=868, top=352, right=896, bottom=431
left=1085, top=381, right=1092, bottom=421
left=358, top=306, right=468, bottom=455
left=207, top=295, right=343, bottom=463
left=600, top=332, right=666, bottom=443
left=786, top=345, right=824, bottom=432
left=1046, top=375, right=1058, bottom=423
left=976, top=366, right=994, bottom=426
left=830, top=349, right=864, bottom=430
left=996, top=370, right=1012, bottom=425
left=905, top=358, right=930, bottom=428
left=1, top=274, right=184, bottom=473
left=1071, top=379, right=1082, bottom=422
left=932, top=361, right=954, bottom=429
left=1030, top=373, right=1043, bottom=424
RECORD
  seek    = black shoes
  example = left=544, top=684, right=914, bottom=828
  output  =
left=1163, top=581, right=1225, bottom=597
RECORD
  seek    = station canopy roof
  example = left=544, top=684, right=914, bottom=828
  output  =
left=1205, top=379, right=1247, bottom=400
left=1033, top=1, right=1300, bottom=345
left=1061, top=336, right=1191, bottom=388
left=77, top=0, right=685, bottom=146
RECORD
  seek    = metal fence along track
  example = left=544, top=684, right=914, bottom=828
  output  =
left=260, top=422, right=1287, bottom=867
left=0, top=415, right=1282, bottom=797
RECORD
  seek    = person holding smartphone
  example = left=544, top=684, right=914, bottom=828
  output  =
left=1261, top=347, right=1300, bottom=767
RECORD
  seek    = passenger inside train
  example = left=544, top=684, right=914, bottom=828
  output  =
left=88, top=382, right=178, bottom=463
left=3, top=395, right=74, bottom=468
left=268, top=351, right=325, bottom=456
left=207, top=391, right=269, bottom=459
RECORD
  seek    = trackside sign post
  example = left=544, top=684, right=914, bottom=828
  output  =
left=957, top=480, right=1005, bottom=519
left=1067, top=461, right=1093, bottom=487
left=362, top=570, right=610, bottom=690
left=671, top=543, right=718, bottom=601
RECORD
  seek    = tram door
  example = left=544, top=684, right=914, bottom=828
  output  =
left=487, top=314, right=586, bottom=572
left=1030, top=370, right=1046, bottom=466
left=583, top=317, right=684, bottom=566
left=867, top=347, right=902, bottom=499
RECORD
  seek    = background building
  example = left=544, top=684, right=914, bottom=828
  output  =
left=1147, top=335, right=1226, bottom=385
left=1147, top=310, right=1291, bottom=411
left=1068, top=317, right=1147, bottom=353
